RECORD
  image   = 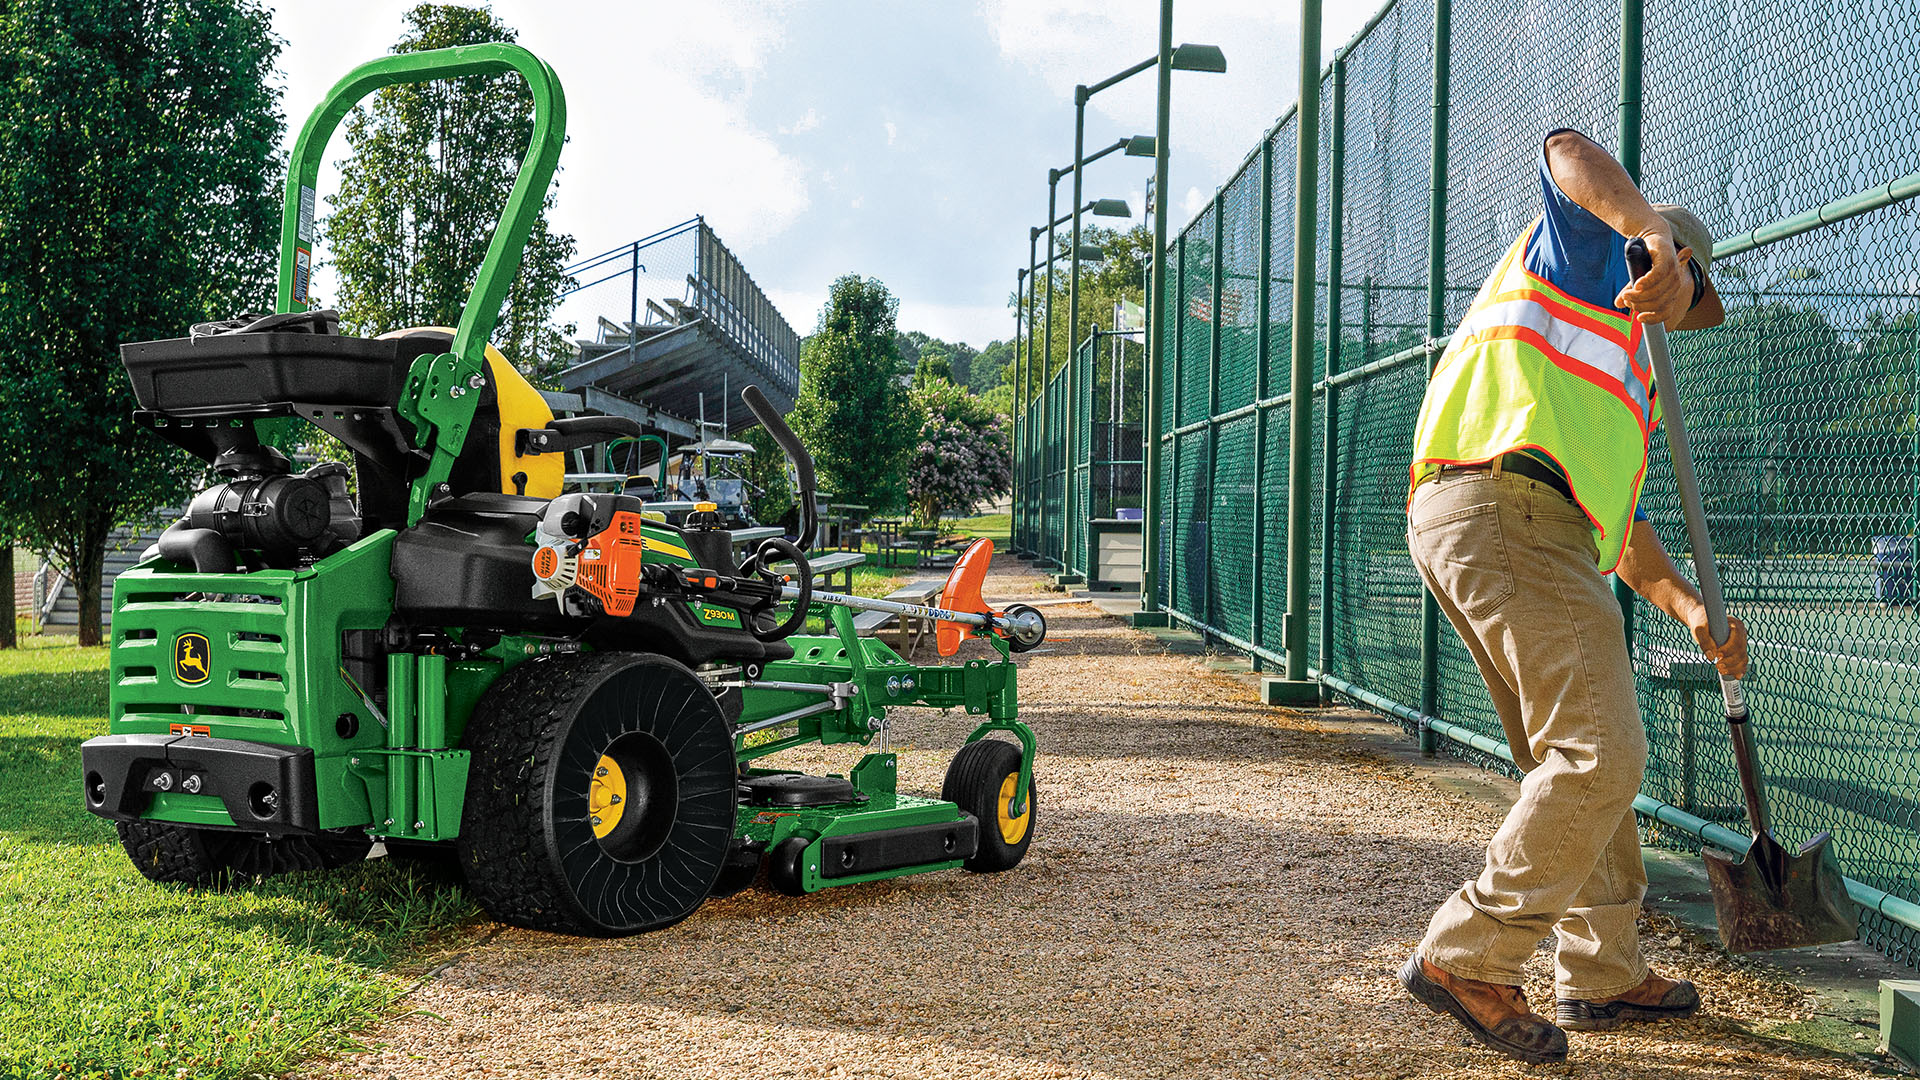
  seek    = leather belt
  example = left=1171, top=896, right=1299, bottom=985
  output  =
left=1434, top=453, right=1576, bottom=503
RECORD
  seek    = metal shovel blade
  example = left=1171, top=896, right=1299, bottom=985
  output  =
left=1702, top=830, right=1860, bottom=953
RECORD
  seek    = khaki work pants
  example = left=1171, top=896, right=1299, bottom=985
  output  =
left=1406, top=468, right=1649, bottom=998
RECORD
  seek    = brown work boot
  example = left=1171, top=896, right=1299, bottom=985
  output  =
left=1556, top=971, right=1700, bottom=1031
left=1399, top=951, right=1569, bottom=1064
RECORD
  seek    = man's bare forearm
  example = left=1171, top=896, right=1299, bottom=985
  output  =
left=1615, top=520, right=1703, bottom=626
left=1542, top=130, right=1692, bottom=324
left=1543, top=131, right=1668, bottom=240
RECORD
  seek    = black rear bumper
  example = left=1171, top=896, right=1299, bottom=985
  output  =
left=80, top=733, right=320, bottom=836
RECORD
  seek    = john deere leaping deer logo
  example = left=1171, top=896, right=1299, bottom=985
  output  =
left=174, top=633, right=211, bottom=686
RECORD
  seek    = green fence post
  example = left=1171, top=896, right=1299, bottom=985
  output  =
left=1169, top=234, right=1187, bottom=613
left=1268, top=0, right=1322, bottom=705
left=1318, top=52, right=1347, bottom=705
left=1040, top=175, right=1059, bottom=569
left=1026, top=233, right=1043, bottom=556
left=1418, top=0, right=1452, bottom=753
left=1250, top=137, right=1277, bottom=670
left=1134, top=0, right=1174, bottom=627
left=1204, top=196, right=1225, bottom=629
left=1613, top=0, right=1645, bottom=646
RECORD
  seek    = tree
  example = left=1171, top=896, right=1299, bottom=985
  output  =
left=1026, top=223, right=1151, bottom=412
left=735, top=425, right=795, bottom=528
left=0, top=0, right=283, bottom=646
left=324, top=4, right=577, bottom=379
left=790, top=275, right=916, bottom=512
left=907, top=377, right=1011, bottom=527
left=970, top=339, right=1013, bottom=395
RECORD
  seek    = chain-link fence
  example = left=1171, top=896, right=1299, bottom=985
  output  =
left=1016, top=326, right=1146, bottom=578
left=1018, top=0, right=1920, bottom=965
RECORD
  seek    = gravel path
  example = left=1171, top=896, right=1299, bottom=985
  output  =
left=306, top=557, right=1890, bottom=1080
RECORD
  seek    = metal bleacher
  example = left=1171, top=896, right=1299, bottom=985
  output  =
left=547, top=217, right=800, bottom=440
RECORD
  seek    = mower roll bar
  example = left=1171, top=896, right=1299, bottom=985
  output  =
left=276, top=43, right=566, bottom=368
left=741, top=385, right=816, bottom=551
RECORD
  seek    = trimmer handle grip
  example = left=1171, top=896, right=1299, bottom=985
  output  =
left=1625, top=236, right=1653, bottom=282
left=741, top=384, right=815, bottom=552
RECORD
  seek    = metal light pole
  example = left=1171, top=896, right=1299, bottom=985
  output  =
left=1133, top=17, right=1227, bottom=623
left=1012, top=264, right=1029, bottom=555
left=1032, top=202, right=1108, bottom=568
left=1040, top=172, right=1062, bottom=567
left=1058, top=115, right=1152, bottom=583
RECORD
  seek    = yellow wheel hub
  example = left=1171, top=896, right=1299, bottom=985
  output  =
left=995, top=772, right=1031, bottom=845
left=589, top=754, right=626, bottom=839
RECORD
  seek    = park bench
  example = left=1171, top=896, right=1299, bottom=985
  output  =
left=728, top=525, right=782, bottom=548
left=787, top=549, right=864, bottom=592
left=850, top=577, right=944, bottom=657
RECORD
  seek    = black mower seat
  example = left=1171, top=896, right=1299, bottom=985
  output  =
left=122, top=329, right=448, bottom=415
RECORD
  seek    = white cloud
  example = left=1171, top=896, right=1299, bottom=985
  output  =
left=896, top=299, right=1018, bottom=351
left=781, top=107, right=821, bottom=135
left=884, top=120, right=898, bottom=146
left=271, top=0, right=812, bottom=288
left=1183, top=186, right=1208, bottom=217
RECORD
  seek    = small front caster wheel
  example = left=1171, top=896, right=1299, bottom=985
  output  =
left=942, top=739, right=1035, bottom=872
left=766, top=835, right=814, bottom=896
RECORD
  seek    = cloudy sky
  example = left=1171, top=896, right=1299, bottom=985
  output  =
left=271, top=1, right=1383, bottom=349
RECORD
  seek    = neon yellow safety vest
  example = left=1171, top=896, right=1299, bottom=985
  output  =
left=1408, top=223, right=1658, bottom=573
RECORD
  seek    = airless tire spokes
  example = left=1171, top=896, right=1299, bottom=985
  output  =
left=459, top=651, right=737, bottom=936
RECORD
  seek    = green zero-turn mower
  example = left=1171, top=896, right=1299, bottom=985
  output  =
left=78, top=44, right=1047, bottom=936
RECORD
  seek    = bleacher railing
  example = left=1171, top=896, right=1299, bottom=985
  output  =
left=558, top=217, right=799, bottom=399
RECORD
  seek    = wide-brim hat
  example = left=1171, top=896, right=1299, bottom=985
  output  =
left=1654, top=204, right=1725, bottom=330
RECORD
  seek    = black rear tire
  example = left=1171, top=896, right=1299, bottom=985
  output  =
left=116, top=820, right=371, bottom=888
left=941, top=739, right=1035, bottom=873
left=457, top=651, right=737, bottom=936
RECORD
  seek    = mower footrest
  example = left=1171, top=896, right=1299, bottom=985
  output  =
left=818, top=815, right=977, bottom=880
left=81, top=732, right=319, bottom=835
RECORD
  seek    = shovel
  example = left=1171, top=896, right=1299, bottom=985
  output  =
left=1626, top=238, right=1860, bottom=953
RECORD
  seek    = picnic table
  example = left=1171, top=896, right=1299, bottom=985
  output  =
left=850, top=577, right=944, bottom=657
left=728, top=525, right=782, bottom=547
left=776, top=549, right=865, bottom=592
left=906, top=528, right=941, bottom=567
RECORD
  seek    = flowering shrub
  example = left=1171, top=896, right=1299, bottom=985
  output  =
left=907, top=378, right=1011, bottom=528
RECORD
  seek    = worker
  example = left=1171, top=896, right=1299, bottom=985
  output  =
left=1396, top=129, right=1750, bottom=1065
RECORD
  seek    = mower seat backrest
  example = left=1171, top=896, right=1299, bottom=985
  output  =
left=378, top=328, right=564, bottom=500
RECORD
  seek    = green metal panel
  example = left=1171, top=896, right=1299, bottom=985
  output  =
left=109, top=532, right=400, bottom=831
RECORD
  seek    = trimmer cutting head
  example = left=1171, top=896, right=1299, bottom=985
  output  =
left=1703, top=830, right=1859, bottom=953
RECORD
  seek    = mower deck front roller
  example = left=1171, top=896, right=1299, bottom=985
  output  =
left=458, top=651, right=736, bottom=936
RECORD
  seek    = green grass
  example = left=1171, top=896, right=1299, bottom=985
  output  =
left=0, top=643, right=481, bottom=1080
left=944, top=512, right=1010, bottom=546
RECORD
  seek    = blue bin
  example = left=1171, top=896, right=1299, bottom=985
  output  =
left=1872, top=535, right=1914, bottom=605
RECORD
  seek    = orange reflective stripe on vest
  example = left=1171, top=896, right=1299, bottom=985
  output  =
left=1410, top=222, right=1658, bottom=573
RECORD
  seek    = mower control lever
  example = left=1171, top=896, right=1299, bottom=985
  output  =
left=740, top=385, right=815, bottom=552
left=517, top=415, right=645, bottom=456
